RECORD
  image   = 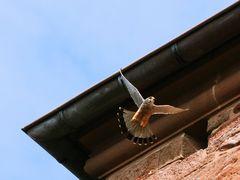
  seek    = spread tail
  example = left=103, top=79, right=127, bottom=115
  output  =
left=117, top=107, right=157, bottom=145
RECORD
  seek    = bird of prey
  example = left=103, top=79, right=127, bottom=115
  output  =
left=117, top=70, right=188, bottom=146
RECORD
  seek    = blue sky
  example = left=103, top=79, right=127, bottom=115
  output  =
left=0, top=1, right=235, bottom=179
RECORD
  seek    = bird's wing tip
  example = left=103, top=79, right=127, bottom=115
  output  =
left=119, top=68, right=123, bottom=76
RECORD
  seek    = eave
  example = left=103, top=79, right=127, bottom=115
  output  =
left=23, top=2, right=240, bottom=179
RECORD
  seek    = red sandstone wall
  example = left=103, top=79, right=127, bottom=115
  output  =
left=147, top=116, right=240, bottom=180
left=107, top=101, right=240, bottom=180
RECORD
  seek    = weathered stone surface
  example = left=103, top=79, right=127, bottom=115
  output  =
left=107, top=101, right=240, bottom=180
left=207, top=109, right=230, bottom=133
left=207, top=101, right=240, bottom=135
left=147, top=116, right=240, bottom=180
left=107, top=133, right=202, bottom=180
left=208, top=115, right=240, bottom=152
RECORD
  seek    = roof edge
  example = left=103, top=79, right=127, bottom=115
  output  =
left=23, top=2, right=240, bottom=132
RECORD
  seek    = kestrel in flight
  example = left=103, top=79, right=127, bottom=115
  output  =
left=117, top=70, right=188, bottom=146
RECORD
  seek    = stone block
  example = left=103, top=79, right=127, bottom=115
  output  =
left=207, top=100, right=240, bottom=135
left=107, top=133, right=202, bottom=180
left=146, top=103, right=240, bottom=179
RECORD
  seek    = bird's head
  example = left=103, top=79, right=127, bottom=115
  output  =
left=146, top=96, right=155, bottom=104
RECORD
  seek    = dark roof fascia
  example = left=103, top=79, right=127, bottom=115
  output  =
left=23, top=2, right=240, bottom=133
left=22, top=2, right=240, bottom=179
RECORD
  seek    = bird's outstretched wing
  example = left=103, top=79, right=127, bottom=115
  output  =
left=153, top=105, right=188, bottom=115
left=119, top=70, right=144, bottom=108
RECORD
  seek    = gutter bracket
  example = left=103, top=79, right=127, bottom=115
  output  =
left=171, top=43, right=187, bottom=64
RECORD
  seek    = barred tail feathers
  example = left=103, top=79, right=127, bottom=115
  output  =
left=117, top=107, right=134, bottom=134
left=117, top=107, right=157, bottom=145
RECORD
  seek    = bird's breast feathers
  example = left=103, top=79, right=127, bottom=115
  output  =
left=132, top=103, right=153, bottom=125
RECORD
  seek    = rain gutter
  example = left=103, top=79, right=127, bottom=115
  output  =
left=23, top=2, right=240, bottom=179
